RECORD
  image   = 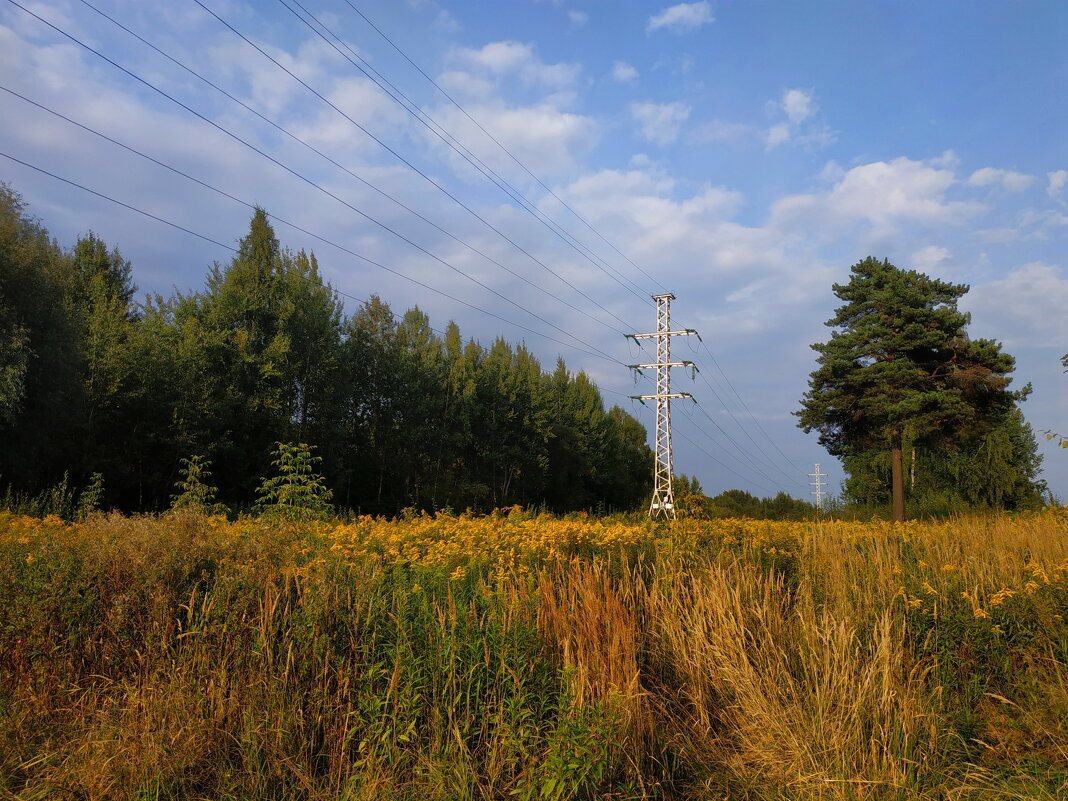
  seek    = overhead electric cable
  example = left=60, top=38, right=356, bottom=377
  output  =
left=681, top=400, right=794, bottom=492
left=74, top=0, right=633, bottom=337
left=689, top=365, right=806, bottom=488
left=279, top=0, right=654, bottom=303
left=700, top=339, right=809, bottom=474
left=342, top=0, right=663, bottom=291
left=0, top=151, right=233, bottom=251
left=189, top=0, right=651, bottom=315
left=687, top=397, right=795, bottom=489
left=673, top=423, right=782, bottom=496
left=0, top=148, right=618, bottom=364
left=5, top=0, right=615, bottom=361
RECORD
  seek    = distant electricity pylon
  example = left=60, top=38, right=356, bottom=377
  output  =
left=627, top=293, right=698, bottom=519
left=809, top=463, right=827, bottom=510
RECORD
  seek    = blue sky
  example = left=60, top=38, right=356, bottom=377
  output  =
left=2, top=0, right=1066, bottom=501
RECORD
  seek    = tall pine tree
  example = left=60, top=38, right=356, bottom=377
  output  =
left=797, top=257, right=1025, bottom=521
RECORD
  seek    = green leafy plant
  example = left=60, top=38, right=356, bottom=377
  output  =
left=254, top=442, right=334, bottom=522
left=76, top=472, right=104, bottom=519
left=1042, top=353, right=1067, bottom=448
left=170, top=455, right=228, bottom=515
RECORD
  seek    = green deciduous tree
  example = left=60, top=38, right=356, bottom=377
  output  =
left=797, top=257, right=1024, bottom=521
left=842, top=406, right=1045, bottom=514
left=255, top=442, right=334, bottom=522
left=69, top=232, right=141, bottom=502
left=0, top=183, right=83, bottom=490
left=179, top=208, right=343, bottom=502
left=170, top=455, right=228, bottom=515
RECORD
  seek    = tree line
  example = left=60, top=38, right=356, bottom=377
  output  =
left=1, top=183, right=1052, bottom=521
left=0, top=184, right=652, bottom=515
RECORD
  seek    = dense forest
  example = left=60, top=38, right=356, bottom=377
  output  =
left=0, top=184, right=653, bottom=514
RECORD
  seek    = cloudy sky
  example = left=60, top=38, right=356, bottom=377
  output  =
left=2, top=0, right=1066, bottom=501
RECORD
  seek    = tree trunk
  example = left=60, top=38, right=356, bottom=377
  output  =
left=890, top=426, right=906, bottom=522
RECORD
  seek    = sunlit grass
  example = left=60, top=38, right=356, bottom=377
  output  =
left=1, top=508, right=1065, bottom=799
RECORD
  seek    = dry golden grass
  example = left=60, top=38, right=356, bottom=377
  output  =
left=1, top=508, right=1065, bottom=799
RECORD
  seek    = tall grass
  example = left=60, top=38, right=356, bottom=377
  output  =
left=1, top=509, right=1065, bottom=799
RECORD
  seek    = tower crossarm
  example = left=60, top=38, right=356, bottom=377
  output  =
left=628, top=360, right=696, bottom=371
left=626, top=330, right=698, bottom=340
left=630, top=393, right=693, bottom=401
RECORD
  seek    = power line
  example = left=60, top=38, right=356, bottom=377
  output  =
left=0, top=151, right=235, bottom=251
left=672, top=418, right=782, bottom=496
left=699, top=339, right=809, bottom=475
left=687, top=399, right=797, bottom=492
left=341, top=0, right=663, bottom=292
left=282, top=0, right=655, bottom=302
left=700, top=378, right=806, bottom=489
left=190, top=0, right=651, bottom=317
left=7, top=1, right=807, bottom=498
left=672, top=339, right=807, bottom=489
left=72, top=0, right=633, bottom=339
left=5, top=0, right=616, bottom=362
left=0, top=149, right=615, bottom=365
left=683, top=353, right=805, bottom=487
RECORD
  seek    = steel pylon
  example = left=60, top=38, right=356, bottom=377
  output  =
left=627, top=293, right=697, bottom=519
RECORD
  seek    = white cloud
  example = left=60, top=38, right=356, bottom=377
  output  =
left=965, top=262, right=1068, bottom=345
left=437, top=69, right=497, bottom=100
left=568, top=10, right=589, bottom=27
left=765, top=123, right=790, bottom=149
left=290, top=77, right=410, bottom=147
left=452, top=41, right=580, bottom=89
left=424, top=101, right=599, bottom=178
left=929, top=150, right=961, bottom=169
left=782, top=88, right=813, bottom=124
left=433, top=9, right=461, bottom=34
left=764, top=88, right=833, bottom=150
left=818, top=160, right=846, bottom=184
left=824, top=158, right=983, bottom=226
left=611, top=60, right=638, bottom=82
left=772, top=156, right=986, bottom=233
left=968, top=167, right=1034, bottom=193
left=646, top=2, right=715, bottom=34
left=1048, top=169, right=1068, bottom=198
left=698, top=119, right=753, bottom=143
left=631, top=101, right=691, bottom=145
left=911, top=245, right=952, bottom=273
left=977, top=207, right=1068, bottom=244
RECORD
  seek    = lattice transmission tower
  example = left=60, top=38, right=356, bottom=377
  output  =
left=809, top=463, right=827, bottom=510
left=627, top=293, right=698, bottom=519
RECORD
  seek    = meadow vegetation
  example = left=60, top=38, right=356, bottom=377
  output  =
left=2, top=508, right=1065, bottom=800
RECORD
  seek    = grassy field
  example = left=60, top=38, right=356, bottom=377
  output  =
left=1, top=509, right=1066, bottom=800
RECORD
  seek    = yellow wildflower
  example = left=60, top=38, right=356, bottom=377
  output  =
left=989, top=588, right=1016, bottom=607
